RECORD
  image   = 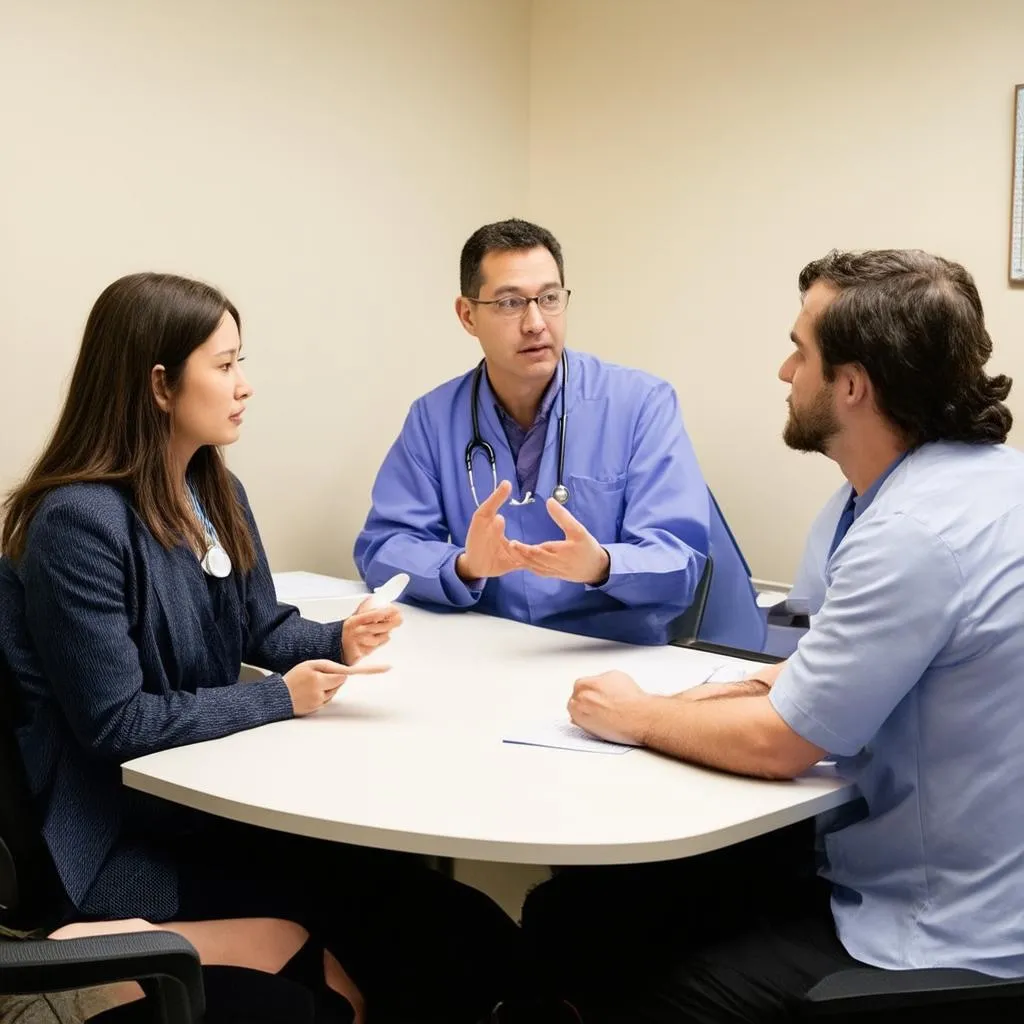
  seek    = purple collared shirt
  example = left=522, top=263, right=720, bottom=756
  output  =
left=491, top=366, right=561, bottom=499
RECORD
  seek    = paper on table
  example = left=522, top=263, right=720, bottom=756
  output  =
left=503, top=718, right=636, bottom=755
left=503, top=660, right=772, bottom=754
left=701, top=661, right=774, bottom=684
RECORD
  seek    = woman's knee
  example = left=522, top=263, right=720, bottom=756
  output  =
left=246, top=918, right=310, bottom=971
left=48, top=918, right=158, bottom=941
left=159, top=917, right=309, bottom=974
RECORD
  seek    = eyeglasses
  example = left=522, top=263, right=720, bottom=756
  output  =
left=465, top=288, right=572, bottom=318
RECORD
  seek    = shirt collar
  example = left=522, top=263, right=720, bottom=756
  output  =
left=488, top=357, right=563, bottom=432
left=851, top=450, right=910, bottom=521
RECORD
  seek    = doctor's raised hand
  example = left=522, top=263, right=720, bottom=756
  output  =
left=454, top=479, right=523, bottom=582
left=509, top=498, right=611, bottom=586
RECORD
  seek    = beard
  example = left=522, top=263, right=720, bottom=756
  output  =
left=783, top=385, right=839, bottom=454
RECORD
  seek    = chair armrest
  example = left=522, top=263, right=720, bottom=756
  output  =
left=805, top=966, right=1024, bottom=1014
left=765, top=600, right=810, bottom=629
left=0, top=930, right=204, bottom=1022
left=673, top=639, right=783, bottom=664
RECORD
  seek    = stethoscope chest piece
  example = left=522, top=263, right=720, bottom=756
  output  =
left=552, top=483, right=570, bottom=505
left=188, top=481, right=233, bottom=578
left=201, top=543, right=232, bottom=578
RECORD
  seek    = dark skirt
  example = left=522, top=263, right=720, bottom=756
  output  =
left=83, top=813, right=522, bottom=1024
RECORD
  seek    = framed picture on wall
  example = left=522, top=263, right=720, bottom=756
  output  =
left=1011, top=83, right=1024, bottom=284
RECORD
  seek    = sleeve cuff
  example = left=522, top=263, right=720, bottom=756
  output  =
left=318, top=619, right=345, bottom=664
left=439, top=552, right=486, bottom=606
left=251, top=674, right=296, bottom=723
left=586, top=547, right=618, bottom=592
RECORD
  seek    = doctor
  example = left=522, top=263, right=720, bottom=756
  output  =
left=355, top=218, right=763, bottom=648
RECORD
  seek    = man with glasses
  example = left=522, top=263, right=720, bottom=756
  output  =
left=354, top=218, right=763, bottom=648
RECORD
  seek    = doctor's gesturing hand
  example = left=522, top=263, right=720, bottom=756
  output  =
left=510, top=498, right=611, bottom=586
left=454, top=480, right=523, bottom=582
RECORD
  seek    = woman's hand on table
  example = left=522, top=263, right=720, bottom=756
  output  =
left=284, top=659, right=390, bottom=715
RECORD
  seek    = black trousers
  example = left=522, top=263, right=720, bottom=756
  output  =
left=521, top=821, right=866, bottom=1023
left=157, top=815, right=522, bottom=1024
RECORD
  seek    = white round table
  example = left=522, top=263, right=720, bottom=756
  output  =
left=123, top=583, right=854, bottom=866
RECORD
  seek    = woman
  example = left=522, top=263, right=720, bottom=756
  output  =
left=0, top=274, right=520, bottom=1024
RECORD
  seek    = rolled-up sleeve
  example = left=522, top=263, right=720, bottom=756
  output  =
left=770, top=512, right=964, bottom=756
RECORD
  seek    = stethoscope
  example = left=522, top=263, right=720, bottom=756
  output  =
left=465, top=350, right=570, bottom=508
left=187, top=482, right=232, bottom=578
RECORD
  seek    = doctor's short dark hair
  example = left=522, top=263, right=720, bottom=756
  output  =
left=800, top=249, right=1013, bottom=446
left=460, top=218, right=565, bottom=298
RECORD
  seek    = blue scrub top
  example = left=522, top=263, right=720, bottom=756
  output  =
left=354, top=350, right=764, bottom=649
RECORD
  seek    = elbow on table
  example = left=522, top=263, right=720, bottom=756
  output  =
left=752, top=738, right=825, bottom=781
left=77, top=709, right=152, bottom=765
left=734, top=712, right=822, bottom=781
left=84, top=734, right=143, bottom=765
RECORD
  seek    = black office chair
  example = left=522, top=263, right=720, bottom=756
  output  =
left=668, top=557, right=713, bottom=645
left=801, top=965, right=1024, bottom=1021
left=671, top=641, right=1024, bottom=1020
left=762, top=595, right=811, bottom=658
left=0, top=653, right=205, bottom=1022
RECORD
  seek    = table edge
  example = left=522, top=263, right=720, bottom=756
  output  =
left=122, top=765, right=857, bottom=865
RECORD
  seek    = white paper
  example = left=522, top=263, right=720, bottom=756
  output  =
left=503, top=660, right=773, bottom=754
left=503, top=719, right=636, bottom=755
left=702, top=660, right=772, bottom=684
left=273, top=572, right=367, bottom=604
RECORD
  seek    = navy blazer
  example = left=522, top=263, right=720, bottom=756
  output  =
left=0, top=479, right=343, bottom=920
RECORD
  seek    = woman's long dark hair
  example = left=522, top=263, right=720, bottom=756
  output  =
left=2, top=272, right=256, bottom=571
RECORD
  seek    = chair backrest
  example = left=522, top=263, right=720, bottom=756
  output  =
left=696, top=489, right=767, bottom=652
left=0, top=650, right=62, bottom=930
left=670, top=556, right=713, bottom=644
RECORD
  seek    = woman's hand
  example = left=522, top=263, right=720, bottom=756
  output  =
left=283, top=659, right=389, bottom=715
left=342, top=599, right=403, bottom=664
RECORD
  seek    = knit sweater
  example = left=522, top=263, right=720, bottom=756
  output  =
left=0, top=479, right=343, bottom=920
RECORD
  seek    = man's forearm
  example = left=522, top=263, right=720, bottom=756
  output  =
left=675, top=678, right=772, bottom=702
left=623, top=690, right=822, bottom=780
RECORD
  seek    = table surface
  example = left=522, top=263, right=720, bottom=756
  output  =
left=122, top=579, right=855, bottom=865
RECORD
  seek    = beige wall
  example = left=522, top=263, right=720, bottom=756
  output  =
left=2, top=0, right=1023, bottom=586
left=0, top=0, right=530, bottom=573
left=529, top=0, right=1024, bottom=581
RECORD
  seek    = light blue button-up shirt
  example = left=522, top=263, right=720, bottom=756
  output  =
left=771, top=441, right=1024, bottom=977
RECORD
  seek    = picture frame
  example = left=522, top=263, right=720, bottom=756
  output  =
left=1011, top=83, right=1024, bottom=284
